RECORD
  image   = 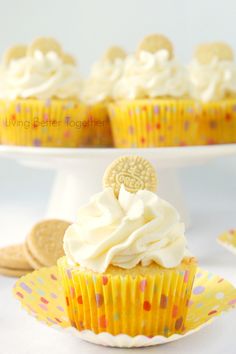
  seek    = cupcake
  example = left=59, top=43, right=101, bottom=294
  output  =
left=188, top=42, right=236, bottom=145
left=58, top=155, right=197, bottom=338
left=108, top=34, right=197, bottom=148
left=0, top=37, right=88, bottom=147
left=81, top=46, right=127, bottom=147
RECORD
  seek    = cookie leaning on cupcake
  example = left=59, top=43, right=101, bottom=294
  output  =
left=0, top=219, right=70, bottom=277
left=24, top=219, right=70, bottom=270
left=188, top=42, right=236, bottom=145
left=81, top=46, right=127, bottom=147
left=0, top=37, right=88, bottom=147
left=58, top=155, right=197, bottom=338
left=108, top=33, right=198, bottom=148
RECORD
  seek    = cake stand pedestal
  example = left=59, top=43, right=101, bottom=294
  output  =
left=1, top=144, right=236, bottom=226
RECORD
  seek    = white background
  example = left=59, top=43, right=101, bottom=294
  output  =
left=0, top=0, right=236, bottom=74
left=0, top=0, right=236, bottom=353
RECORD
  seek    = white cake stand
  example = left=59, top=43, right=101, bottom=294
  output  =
left=1, top=144, right=236, bottom=225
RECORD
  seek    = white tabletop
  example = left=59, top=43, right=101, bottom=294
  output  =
left=0, top=157, right=236, bottom=354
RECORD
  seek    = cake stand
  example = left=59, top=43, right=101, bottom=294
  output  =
left=0, top=144, right=236, bottom=225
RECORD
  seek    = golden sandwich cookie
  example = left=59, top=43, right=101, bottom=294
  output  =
left=0, top=244, right=32, bottom=277
left=24, top=219, right=70, bottom=269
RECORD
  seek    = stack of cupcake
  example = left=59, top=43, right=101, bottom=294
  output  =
left=0, top=34, right=235, bottom=148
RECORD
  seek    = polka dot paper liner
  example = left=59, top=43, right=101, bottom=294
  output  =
left=57, top=256, right=197, bottom=338
left=196, top=100, right=236, bottom=145
left=85, top=103, right=114, bottom=147
left=0, top=99, right=89, bottom=148
left=108, top=99, right=236, bottom=148
left=218, top=229, right=236, bottom=255
left=13, top=265, right=236, bottom=347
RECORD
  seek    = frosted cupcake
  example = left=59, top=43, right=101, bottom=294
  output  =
left=109, top=34, right=197, bottom=148
left=58, top=156, right=197, bottom=338
left=188, top=42, right=236, bottom=145
left=81, top=46, right=127, bottom=147
left=0, top=37, right=87, bottom=147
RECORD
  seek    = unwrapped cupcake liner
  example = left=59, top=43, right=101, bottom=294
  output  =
left=108, top=99, right=236, bottom=148
left=57, top=257, right=197, bottom=337
left=0, top=99, right=89, bottom=147
left=85, top=103, right=113, bottom=147
left=13, top=265, right=236, bottom=347
left=218, top=229, right=236, bottom=255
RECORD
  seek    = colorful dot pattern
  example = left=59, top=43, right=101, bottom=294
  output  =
left=218, top=229, right=236, bottom=255
left=108, top=99, right=236, bottom=148
left=85, top=103, right=113, bottom=147
left=0, top=99, right=112, bottom=148
left=13, top=267, right=70, bottom=328
left=13, top=261, right=236, bottom=339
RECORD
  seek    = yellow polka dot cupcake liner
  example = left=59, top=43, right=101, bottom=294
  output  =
left=0, top=99, right=89, bottom=147
left=218, top=229, right=236, bottom=255
left=85, top=103, right=113, bottom=147
left=108, top=99, right=236, bottom=148
left=108, top=99, right=199, bottom=148
left=13, top=264, right=236, bottom=347
left=57, top=256, right=197, bottom=337
left=195, top=99, right=236, bottom=145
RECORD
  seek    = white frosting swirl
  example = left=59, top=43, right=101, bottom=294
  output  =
left=0, top=50, right=82, bottom=100
left=81, top=58, right=125, bottom=104
left=64, top=185, right=190, bottom=273
left=113, top=50, right=189, bottom=100
left=188, top=58, right=236, bottom=102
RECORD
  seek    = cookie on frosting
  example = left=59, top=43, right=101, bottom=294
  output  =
left=194, top=42, right=234, bottom=64
left=103, top=155, right=157, bottom=197
left=27, top=37, right=62, bottom=57
left=63, top=53, right=76, bottom=65
left=137, top=33, right=173, bottom=58
left=103, top=46, right=127, bottom=62
left=3, top=45, right=27, bottom=65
